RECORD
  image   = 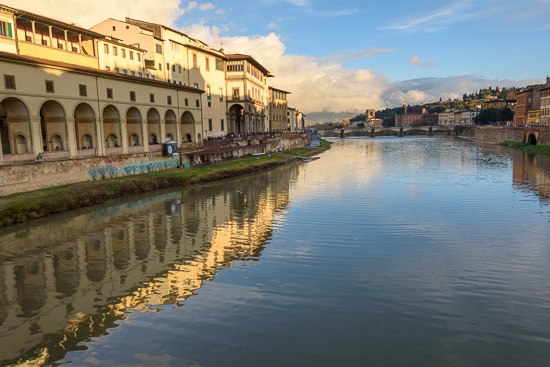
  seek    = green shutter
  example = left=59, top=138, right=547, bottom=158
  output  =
left=7, top=23, right=12, bottom=38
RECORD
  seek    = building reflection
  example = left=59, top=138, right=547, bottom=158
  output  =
left=512, top=150, right=550, bottom=200
left=0, top=164, right=296, bottom=366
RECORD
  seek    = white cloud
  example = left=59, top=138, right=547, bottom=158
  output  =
left=198, top=3, right=216, bottom=11
left=268, top=21, right=278, bottom=30
left=409, top=54, right=438, bottom=68
left=3, top=0, right=184, bottom=28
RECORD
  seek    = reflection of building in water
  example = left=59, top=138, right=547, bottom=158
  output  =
left=0, top=166, right=294, bottom=365
left=512, top=150, right=550, bottom=200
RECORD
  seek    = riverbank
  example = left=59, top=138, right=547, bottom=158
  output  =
left=0, top=141, right=331, bottom=228
left=501, top=141, right=550, bottom=155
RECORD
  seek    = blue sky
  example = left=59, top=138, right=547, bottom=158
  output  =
left=6, top=0, right=550, bottom=119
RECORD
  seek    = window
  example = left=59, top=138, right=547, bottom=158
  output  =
left=192, top=53, right=197, bottom=68
left=130, top=91, right=136, bottom=101
left=207, top=86, right=211, bottom=97
left=205, top=57, right=210, bottom=71
left=167, top=63, right=170, bottom=71
left=196, top=99, right=200, bottom=107
left=208, top=101, right=211, bottom=107
left=114, top=67, right=119, bottom=73
left=121, top=49, right=126, bottom=58
left=185, top=98, right=189, bottom=106
left=123, top=69, right=127, bottom=75
left=107, top=88, right=113, bottom=99
left=0, top=21, right=13, bottom=38
left=233, top=88, right=239, bottom=100
left=208, top=119, right=212, bottom=131
left=129, top=50, right=133, bottom=60
left=172, top=64, right=175, bottom=72
left=155, top=44, right=162, bottom=54
left=112, top=26, right=116, bottom=31
left=113, top=46, right=117, bottom=56
left=131, top=71, right=135, bottom=76
left=150, top=93, right=155, bottom=103
left=79, top=84, right=87, bottom=96
left=146, top=74, right=150, bottom=79
left=45, top=80, right=54, bottom=93
left=194, top=83, right=199, bottom=89
left=167, top=96, right=172, bottom=105
left=137, top=53, right=141, bottom=61
left=178, top=65, right=181, bottom=73
left=159, top=63, right=162, bottom=71
left=216, top=58, right=223, bottom=71
left=104, top=44, right=109, bottom=53
left=221, top=119, right=224, bottom=131
left=138, top=72, right=142, bottom=77
left=105, top=66, right=110, bottom=71
left=151, top=75, right=155, bottom=80
left=219, top=88, right=223, bottom=101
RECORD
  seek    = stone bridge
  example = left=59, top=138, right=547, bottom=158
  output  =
left=320, top=126, right=453, bottom=138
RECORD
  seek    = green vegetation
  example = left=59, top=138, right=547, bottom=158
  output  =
left=285, top=139, right=332, bottom=156
left=501, top=141, right=550, bottom=155
left=475, top=107, right=514, bottom=124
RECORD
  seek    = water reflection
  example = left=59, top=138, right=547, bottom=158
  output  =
left=0, top=164, right=298, bottom=366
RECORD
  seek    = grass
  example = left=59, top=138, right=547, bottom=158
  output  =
left=501, top=141, right=550, bottom=155
left=0, top=140, right=333, bottom=228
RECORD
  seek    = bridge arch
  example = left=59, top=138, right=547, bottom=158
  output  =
left=527, top=133, right=537, bottom=145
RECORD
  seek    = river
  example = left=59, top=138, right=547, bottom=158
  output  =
left=1, top=136, right=550, bottom=366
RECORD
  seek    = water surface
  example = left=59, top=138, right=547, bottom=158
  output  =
left=1, top=136, right=550, bottom=366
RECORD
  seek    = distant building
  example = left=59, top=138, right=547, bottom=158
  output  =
left=540, top=86, right=550, bottom=125
left=268, top=86, right=290, bottom=131
left=438, top=111, right=455, bottom=126
left=527, top=109, right=540, bottom=126
left=514, top=89, right=534, bottom=126
left=366, top=109, right=375, bottom=120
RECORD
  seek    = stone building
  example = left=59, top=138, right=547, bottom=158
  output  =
left=268, top=86, right=289, bottom=131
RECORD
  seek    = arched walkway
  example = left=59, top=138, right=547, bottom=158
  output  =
left=181, top=111, right=195, bottom=142
left=229, top=104, right=244, bottom=134
left=103, top=105, right=121, bottom=148
left=0, top=97, right=32, bottom=155
left=527, top=134, right=537, bottom=145
left=74, top=103, right=97, bottom=151
left=165, top=110, right=177, bottom=142
left=126, top=107, right=143, bottom=147
left=40, top=100, right=68, bottom=152
left=147, top=108, right=161, bottom=146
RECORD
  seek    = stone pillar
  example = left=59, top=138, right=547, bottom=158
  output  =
left=31, top=21, right=36, bottom=43
left=63, top=30, right=68, bottom=50
left=160, top=118, right=167, bottom=143
left=30, top=116, right=42, bottom=155
left=96, top=118, right=105, bottom=156
left=66, top=117, right=78, bottom=158
left=120, top=118, right=129, bottom=154
left=142, top=120, right=149, bottom=152
left=48, top=26, right=53, bottom=48
left=78, top=34, right=82, bottom=54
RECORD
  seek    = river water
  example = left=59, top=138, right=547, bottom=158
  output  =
left=1, top=136, right=550, bottom=366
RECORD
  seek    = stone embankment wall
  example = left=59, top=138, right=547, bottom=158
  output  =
left=0, top=134, right=311, bottom=196
left=457, top=127, right=550, bottom=146
left=0, top=152, right=176, bottom=196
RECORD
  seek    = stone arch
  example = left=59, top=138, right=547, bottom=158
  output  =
left=0, top=97, right=32, bottom=154
left=181, top=111, right=195, bottom=142
left=103, top=105, right=121, bottom=148
left=40, top=100, right=68, bottom=151
left=165, top=110, right=177, bottom=142
left=229, top=104, right=244, bottom=134
left=126, top=107, right=143, bottom=147
left=147, top=108, right=161, bottom=145
left=527, top=133, right=537, bottom=145
left=74, top=103, right=97, bottom=150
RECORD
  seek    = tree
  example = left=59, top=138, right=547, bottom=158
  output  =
left=501, top=107, right=514, bottom=122
left=475, top=108, right=500, bottom=124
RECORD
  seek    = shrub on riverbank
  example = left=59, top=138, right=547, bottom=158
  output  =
left=502, top=141, right=550, bottom=155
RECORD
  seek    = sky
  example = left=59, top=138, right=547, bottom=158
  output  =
left=4, top=0, right=550, bottom=121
